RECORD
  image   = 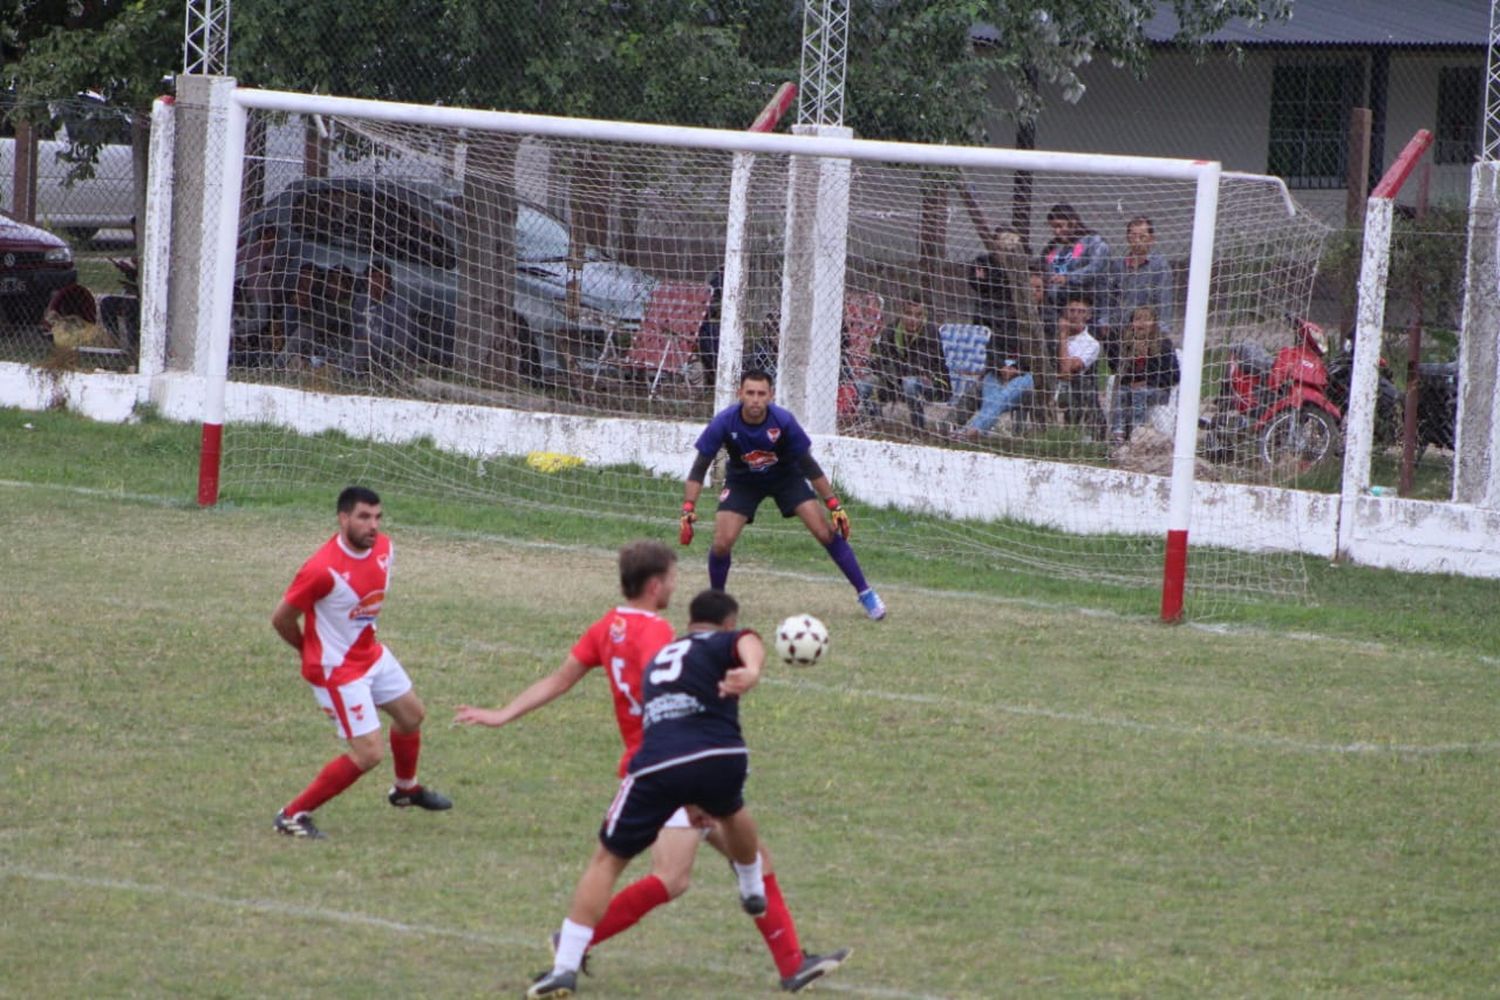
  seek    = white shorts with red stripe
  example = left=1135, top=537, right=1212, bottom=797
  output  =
left=310, top=648, right=413, bottom=740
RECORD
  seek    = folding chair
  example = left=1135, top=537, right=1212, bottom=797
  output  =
left=937, top=323, right=991, bottom=421
left=621, top=281, right=713, bottom=395
left=838, top=291, right=883, bottom=421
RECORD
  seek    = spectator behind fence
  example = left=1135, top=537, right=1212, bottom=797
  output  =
left=1109, top=305, right=1180, bottom=444
left=1105, top=215, right=1175, bottom=345
left=1041, top=204, right=1110, bottom=320
left=871, top=299, right=948, bottom=431
left=1054, top=292, right=1107, bottom=442
left=955, top=271, right=1044, bottom=443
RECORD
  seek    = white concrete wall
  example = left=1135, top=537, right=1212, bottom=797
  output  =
left=992, top=49, right=1486, bottom=225
left=4, top=362, right=1495, bottom=580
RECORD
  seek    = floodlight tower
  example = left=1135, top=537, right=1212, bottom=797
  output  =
left=1454, top=0, right=1500, bottom=505
left=798, top=0, right=851, bottom=127
left=778, top=0, right=854, bottom=432
left=183, top=0, right=231, bottom=75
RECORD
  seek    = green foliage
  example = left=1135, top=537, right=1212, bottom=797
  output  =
left=3, top=0, right=1293, bottom=146
left=1319, top=205, right=1472, bottom=344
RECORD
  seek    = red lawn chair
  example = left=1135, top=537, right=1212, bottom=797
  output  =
left=623, top=281, right=713, bottom=395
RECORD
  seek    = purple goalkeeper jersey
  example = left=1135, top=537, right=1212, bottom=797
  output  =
left=694, top=403, right=812, bottom=482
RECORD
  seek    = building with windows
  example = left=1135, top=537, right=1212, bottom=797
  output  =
left=984, top=0, right=1488, bottom=225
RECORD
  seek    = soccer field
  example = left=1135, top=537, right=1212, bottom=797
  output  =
left=4, top=421, right=1500, bottom=997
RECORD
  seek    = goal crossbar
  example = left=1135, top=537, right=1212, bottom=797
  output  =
left=201, top=86, right=1228, bottom=622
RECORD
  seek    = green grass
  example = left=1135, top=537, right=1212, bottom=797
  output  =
left=2, top=409, right=1499, bottom=997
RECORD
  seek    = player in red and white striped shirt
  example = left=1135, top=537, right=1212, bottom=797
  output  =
left=270, top=486, right=451, bottom=839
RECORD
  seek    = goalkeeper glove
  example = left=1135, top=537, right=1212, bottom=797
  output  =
left=679, top=501, right=696, bottom=546
left=826, top=496, right=850, bottom=540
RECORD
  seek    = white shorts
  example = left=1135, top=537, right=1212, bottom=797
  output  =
left=662, top=806, right=712, bottom=838
left=310, top=649, right=413, bottom=740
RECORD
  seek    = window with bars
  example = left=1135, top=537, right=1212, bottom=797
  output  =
left=1435, top=66, right=1481, bottom=165
left=1267, top=61, right=1361, bottom=189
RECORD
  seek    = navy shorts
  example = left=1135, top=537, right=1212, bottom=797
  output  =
left=599, top=751, right=749, bottom=859
left=717, top=474, right=816, bottom=524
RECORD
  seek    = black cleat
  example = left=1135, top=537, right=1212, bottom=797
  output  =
left=740, top=892, right=768, bottom=917
left=387, top=785, right=453, bottom=810
left=525, top=968, right=577, bottom=998
left=781, top=947, right=852, bottom=993
left=273, top=809, right=326, bottom=839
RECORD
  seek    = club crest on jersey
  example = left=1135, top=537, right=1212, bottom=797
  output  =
left=767, top=427, right=781, bottom=443
left=376, top=554, right=390, bottom=571
left=610, top=615, right=628, bottom=644
left=743, top=449, right=778, bottom=470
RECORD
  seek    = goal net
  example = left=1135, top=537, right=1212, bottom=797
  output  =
left=202, top=90, right=1330, bottom=621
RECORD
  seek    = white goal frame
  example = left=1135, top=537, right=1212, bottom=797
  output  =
left=199, top=87, right=1224, bottom=621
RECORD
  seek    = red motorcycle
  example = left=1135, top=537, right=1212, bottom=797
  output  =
left=1201, top=316, right=1343, bottom=474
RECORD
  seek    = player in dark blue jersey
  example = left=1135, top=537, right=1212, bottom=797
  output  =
left=679, top=368, right=887, bottom=621
left=527, top=590, right=850, bottom=999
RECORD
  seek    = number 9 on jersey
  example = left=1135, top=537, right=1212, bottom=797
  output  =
left=774, top=614, right=830, bottom=667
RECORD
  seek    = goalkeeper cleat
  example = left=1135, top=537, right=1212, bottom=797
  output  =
left=273, top=809, right=326, bottom=839
left=526, top=968, right=577, bottom=998
left=780, top=947, right=852, bottom=993
left=857, top=588, right=887, bottom=621
left=388, top=785, right=453, bottom=810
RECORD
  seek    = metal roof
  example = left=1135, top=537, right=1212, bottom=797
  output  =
left=1145, top=0, right=1489, bottom=47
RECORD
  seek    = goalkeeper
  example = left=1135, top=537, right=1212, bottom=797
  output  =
left=680, top=368, right=886, bottom=621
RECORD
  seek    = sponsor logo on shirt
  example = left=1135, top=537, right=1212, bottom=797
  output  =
left=350, top=588, right=385, bottom=622
left=743, top=449, right=778, bottom=470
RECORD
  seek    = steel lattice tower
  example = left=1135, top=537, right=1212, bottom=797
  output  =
left=1485, top=0, right=1500, bottom=160
left=183, top=0, right=231, bottom=75
left=797, top=0, right=851, bottom=127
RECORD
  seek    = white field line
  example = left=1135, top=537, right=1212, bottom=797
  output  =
left=769, top=677, right=1500, bottom=757
left=2, top=866, right=944, bottom=1000
left=7, top=478, right=1494, bottom=756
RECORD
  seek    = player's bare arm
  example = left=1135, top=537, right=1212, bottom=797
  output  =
left=271, top=599, right=304, bottom=651
left=719, top=632, right=764, bottom=698
left=454, top=655, right=591, bottom=727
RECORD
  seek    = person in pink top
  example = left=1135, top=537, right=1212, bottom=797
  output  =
left=270, top=486, right=451, bottom=839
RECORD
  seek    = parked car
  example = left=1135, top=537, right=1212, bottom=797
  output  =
left=233, top=177, right=658, bottom=379
left=0, top=93, right=136, bottom=241
left=0, top=215, right=78, bottom=331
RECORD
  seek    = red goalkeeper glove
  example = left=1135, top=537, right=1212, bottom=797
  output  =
left=826, top=496, right=850, bottom=540
left=679, top=501, right=696, bottom=546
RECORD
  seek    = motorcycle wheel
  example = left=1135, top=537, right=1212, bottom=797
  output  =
left=1259, top=406, right=1342, bottom=476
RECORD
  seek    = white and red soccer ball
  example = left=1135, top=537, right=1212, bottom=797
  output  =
left=774, top=614, right=829, bottom=667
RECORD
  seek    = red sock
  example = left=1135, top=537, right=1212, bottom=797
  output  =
left=283, top=754, right=365, bottom=816
left=755, top=874, right=804, bottom=978
left=590, top=875, right=671, bottom=947
left=389, top=729, right=421, bottom=787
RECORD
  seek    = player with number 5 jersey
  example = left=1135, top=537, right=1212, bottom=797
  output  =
left=455, top=543, right=849, bottom=995
left=525, top=589, right=850, bottom=998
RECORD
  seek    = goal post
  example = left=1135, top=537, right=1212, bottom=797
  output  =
left=194, top=86, right=1327, bottom=621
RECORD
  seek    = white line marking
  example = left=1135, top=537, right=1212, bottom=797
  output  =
left=2, top=867, right=945, bottom=1000
left=6, top=477, right=1493, bottom=755
left=772, top=676, right=1500, bottom=756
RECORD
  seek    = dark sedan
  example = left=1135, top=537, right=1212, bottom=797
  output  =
left=0, top=216, right=77, bottom=331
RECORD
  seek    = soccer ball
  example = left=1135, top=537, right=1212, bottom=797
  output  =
left=774, top=614, right=829, bottom=667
